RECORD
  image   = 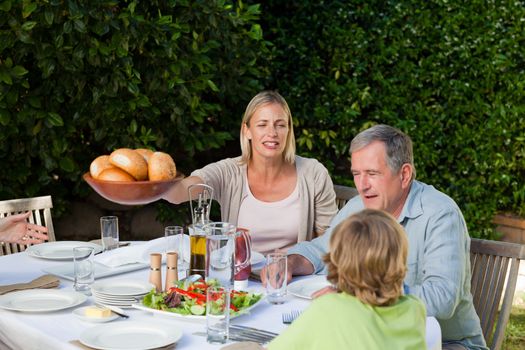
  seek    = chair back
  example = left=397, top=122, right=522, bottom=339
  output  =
left=0, top=195, right=55, bottom=256
left=333, top=184, right=358, bottom=210
left=470, top=238, right=525, bottom=350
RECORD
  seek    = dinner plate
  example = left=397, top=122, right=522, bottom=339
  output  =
left=26, top=241, right=103, bottom=260
left=91, top=279, right=154, bottom=297
left=287, top=275, right=331, bottom=299
left=73, top=306, right=119, bottom=323
left=131, top=294, right=265, bottom=323
left=0, top=289, right=87, bottom=312
left=79, top=320, right=182, bottom=350
left=251, top=251, right=265, bottom=266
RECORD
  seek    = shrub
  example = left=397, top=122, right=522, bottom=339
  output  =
left=0, top=0, right=268, bottom=217
left=260, top=0, right=525, bottom=238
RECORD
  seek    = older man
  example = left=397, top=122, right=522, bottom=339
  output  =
left=273, top=125, right=487, bottom=350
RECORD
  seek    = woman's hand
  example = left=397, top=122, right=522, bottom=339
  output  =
left=0, top=212, right=49, bottom=245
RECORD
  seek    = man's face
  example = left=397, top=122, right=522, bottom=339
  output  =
left=350, top=141, right=411, bottom=218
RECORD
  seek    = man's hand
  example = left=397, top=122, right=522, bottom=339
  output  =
left=260, top=254, right=314, bottom=287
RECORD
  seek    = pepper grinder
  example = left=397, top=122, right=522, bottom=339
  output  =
left=165, top=252, right=179, bottom=291
left=149, top=253, right=162, bottom=292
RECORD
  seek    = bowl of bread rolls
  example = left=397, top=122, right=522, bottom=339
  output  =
left=83, top=148, right=184, bottom=205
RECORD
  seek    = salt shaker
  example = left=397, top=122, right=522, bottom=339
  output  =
left=149, top=253, right=162, bottom=292
left=165, top=252, right=179, bottom=291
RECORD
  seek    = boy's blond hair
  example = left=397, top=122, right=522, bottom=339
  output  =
left=324, top=209, right=408, bottom=306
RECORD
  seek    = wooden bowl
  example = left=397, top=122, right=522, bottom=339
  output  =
left=83, top=172, right=184, bottom=205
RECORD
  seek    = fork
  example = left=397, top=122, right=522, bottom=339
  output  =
left=282, top=310, right=302, bottom=324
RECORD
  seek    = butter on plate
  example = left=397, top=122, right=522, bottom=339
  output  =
left=84, top=306, right=112, bottom=318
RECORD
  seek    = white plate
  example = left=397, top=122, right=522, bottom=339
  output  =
left=73, top=306, right=119, bottom=323
left=0, top=289, right=87, bottom=312
left=288, top=275, right=331, bottom=299
left=91, top=279, right=154, bottom=297
left=79, top=320, right=182, bottom=350
left=26, top=241, right=103, bottom=260
left=132, top=294, right=265, bottom=323
left=251, top=251, right=265, bottom=266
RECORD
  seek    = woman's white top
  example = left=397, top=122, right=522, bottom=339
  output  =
left=237, top=175, right=301, bottom=255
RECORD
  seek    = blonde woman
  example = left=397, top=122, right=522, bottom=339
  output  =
left=267, top=209, right=427, bottom=350
left=164, top=91, right=337, bottom=254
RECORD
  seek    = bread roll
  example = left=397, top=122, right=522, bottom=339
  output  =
left=97, top=167, right=136, bottom=182
left=109, top=148, right=148, bottom=181
left=148, top=152, right=177, bottom=181
left=90, top=155, right=116, bottom=179
left=135, top=148, right=154, bottom=163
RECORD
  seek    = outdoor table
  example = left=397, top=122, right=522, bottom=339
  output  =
left=0, top=243, right=442, bottom=350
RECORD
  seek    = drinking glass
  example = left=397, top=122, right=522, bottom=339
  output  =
left=165, top=226, right=184, bottom=267
left=206, top=286, right=230, bottom=344
left=73, top=246, right=95, bottom=295
left=100, top=216, right=119, bottom=251
left=265, top=252, right=288, bottom=304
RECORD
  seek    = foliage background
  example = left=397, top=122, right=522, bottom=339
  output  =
left=259, top=0, right=525, bottom=238
left=1, top=0, right=524, bottom=238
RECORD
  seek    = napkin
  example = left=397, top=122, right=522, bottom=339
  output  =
left=0, top=274, right=60, bottom=295
left=95, top=236, right=190, bottom=268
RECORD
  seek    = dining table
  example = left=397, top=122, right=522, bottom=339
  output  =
left=0, top=241, right=442, bottom=350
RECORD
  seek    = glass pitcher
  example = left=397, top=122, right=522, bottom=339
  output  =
left=204, top=222, right=236, bottom=288
left=234, top=228, right=252, bottom=290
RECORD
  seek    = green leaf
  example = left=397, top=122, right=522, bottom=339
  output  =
left=22, top=2, right=37, bottom=18
left=0, top=69, right=12, bottom=84
left=46, top=112, right=63, bottom=126
left=11, top=65, right=28, bottom=77
left=32, top=120, right=42, bottom=135
left=59, top=157, right=75, bottom=172
left=0, top=1, right=12, bottom=12
left=207, top=79, right=219, bottom=92
left=21, top=21, right=37, bottom=31
left=44, top=10, right=54, bottom=25
left=0, top=109, right=11, bottom=125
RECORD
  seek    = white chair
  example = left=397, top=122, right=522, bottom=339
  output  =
left=0, top=195, right=55, bottom=256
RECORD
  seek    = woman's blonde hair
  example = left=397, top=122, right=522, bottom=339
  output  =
left=323, top=209, right=408, bottom=306
left=239, top=91, right=296, bottom=164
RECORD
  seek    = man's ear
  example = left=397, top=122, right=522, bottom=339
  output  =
left=400, top=164, right=413, bottom=188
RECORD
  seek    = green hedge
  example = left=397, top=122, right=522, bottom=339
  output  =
left=260, top=0, right=525, bottom=238
left=1, top=1, right=524, bottom=238
left=0, top=0, right=268, bottom=217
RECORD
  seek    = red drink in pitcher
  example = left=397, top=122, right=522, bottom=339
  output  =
left=234, top=228, right=252, bottom=290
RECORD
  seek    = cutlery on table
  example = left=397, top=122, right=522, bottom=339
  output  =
left=282, top=310, right=302, bottom=324
left=95, top=303, right=129, bottom=318
left=193, top=325, right=278, bottom=344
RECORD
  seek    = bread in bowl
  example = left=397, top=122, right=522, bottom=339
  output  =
left=90, top=155, right=116, bottom=179
left=148, top=152, right=177, bottom=181
left=109, top=148, right=148, bottom=181
left=135, top=148, right=154, bottom=163
left=97, top=167, right=136, bottom=182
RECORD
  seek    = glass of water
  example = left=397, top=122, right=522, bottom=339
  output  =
left=206, top=286, right=230, bottom=344
left=165, top=226, right=184, bottom=267
left=100, top=216, right=119, bottom=251
left=265, top=252, right=288, bottom=304
left=73, top=246, right=95, bottom=295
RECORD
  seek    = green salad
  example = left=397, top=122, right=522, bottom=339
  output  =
left=142, top=278, right=262, bottom=316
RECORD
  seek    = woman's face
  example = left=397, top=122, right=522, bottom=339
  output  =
left=243, top=103, right=289, bottom=161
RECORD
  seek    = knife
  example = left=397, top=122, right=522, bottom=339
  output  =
left=95, top=303, right=129, bottom=318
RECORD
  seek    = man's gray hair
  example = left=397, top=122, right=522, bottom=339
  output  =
left=350, top=124, right=416, bottom=179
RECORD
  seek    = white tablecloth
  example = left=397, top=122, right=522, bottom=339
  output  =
left=0, top=246, right=441, bottom=350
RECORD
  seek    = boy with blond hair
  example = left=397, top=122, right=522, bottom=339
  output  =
left=268, top=209, right=427, bottom=349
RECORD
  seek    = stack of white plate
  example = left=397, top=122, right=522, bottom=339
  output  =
left=91, top=279, right=154, bottom=307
